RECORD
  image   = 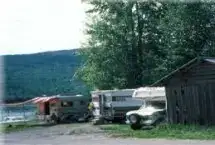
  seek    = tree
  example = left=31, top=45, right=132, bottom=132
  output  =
left=78, top=0, right=215, bottom=90
left=78, top=0, right=167, bottom=89
left=160, top=2, right=215, bottom=72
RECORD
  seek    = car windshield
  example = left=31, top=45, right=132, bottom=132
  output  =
left=139, top=105, right=146, bottom=109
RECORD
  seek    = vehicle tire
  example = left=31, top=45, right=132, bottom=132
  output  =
left=129, top=114, right=140, bottom=124
left=50, top=114, right=59, bottom=124
left=56, top=117, right=60, bottom=124
left=130, top=124, right=142, bottom=130
left=67, top=115, right=77, bottom=122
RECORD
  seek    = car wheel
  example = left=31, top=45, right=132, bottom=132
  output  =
left=130, top=124, right=142, bottom=130
left=129, top=114, right=140, bottom=124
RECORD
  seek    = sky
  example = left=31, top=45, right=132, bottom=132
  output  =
left=0, top=0, right=86, bottom=55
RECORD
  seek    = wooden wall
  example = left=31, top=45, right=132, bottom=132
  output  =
left=165, top=61, right=215, bottom=125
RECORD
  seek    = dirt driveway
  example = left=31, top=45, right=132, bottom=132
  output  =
left=1, top=123, right=215, bottom=145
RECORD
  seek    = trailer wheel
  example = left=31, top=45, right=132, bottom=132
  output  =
left=50, top=114, right=59, bottom=124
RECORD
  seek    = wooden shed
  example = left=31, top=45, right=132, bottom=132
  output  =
left=152, top=57, right=215, bottom=125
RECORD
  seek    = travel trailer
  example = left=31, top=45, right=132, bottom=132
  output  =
left=91, top=89, right=144, bottom=123
left=126, top=87, right=166, bottom=130
left=33, top=95, right=89, bottom=123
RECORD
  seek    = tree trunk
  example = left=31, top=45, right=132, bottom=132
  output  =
left=136, top=2, right=144, bottom=86
left=127, top=2, right=139, bottom=88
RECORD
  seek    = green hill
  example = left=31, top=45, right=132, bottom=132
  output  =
left=4, top=49, right=89, bottom=103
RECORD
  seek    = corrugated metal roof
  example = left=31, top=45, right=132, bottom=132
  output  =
left=205, top=58, right=215, bottom=64
left=151, top=58, right=198, bottom=86
left=151, top=57, right=215, bottom=86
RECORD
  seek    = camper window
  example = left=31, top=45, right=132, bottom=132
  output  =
left=112, top=96, right=116, bottom=101
left=112, top=96, right=126, bottom=101
left=50, top=103, right=56, bottom=107
left=92, top=97, right=99, bottom=102
left=61, top=101, right=73, bottom=107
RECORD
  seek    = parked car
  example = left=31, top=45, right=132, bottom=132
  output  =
left=126, top=100, right=166, bottom=130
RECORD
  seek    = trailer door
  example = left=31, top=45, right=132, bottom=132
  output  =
left=44, top=102, right=50, bottom=115
left=99, top=95, right=104, bottom=115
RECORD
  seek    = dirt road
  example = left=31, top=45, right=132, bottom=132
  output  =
left=1, top=123, right=215, bottom=145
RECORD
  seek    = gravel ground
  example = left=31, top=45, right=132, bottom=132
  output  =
left=1, top=123, right=215, bottom=145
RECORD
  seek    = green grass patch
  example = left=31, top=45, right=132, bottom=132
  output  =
left=0, top=123, right=33, bottom=133
left=100, top=124, right=215, bottom=140
left=0, top=120, right=50, bottom=133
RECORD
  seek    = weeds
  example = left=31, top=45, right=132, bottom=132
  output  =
left=100, top=124, right=215, bottom=140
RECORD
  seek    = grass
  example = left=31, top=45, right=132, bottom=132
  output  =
left=0, top=120, right=54, bottom=133
left=100, top=124, right=215, bottom=140
left=0, top=123, right=34, bottom=133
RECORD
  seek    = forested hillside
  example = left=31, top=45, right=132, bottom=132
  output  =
left=4, top=49, right=89, bottom=103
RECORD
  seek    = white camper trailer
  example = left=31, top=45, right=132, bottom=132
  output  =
left=132, top=87, right=166, bottom=101
left=91, top=89, right=144, bottom=123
